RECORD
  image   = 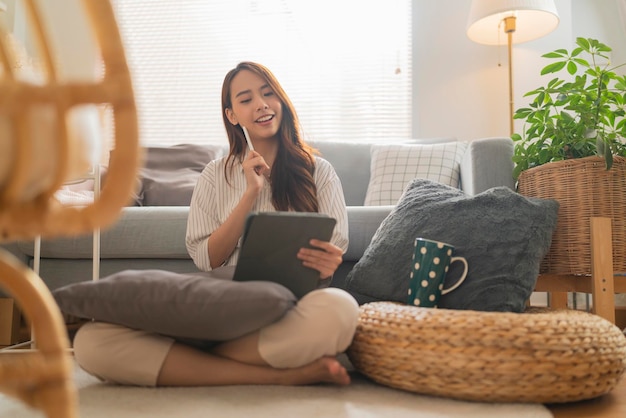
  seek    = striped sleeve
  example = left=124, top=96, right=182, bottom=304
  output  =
left=314, top=157, right=349, bottom=253
left=186, top=160, right=220, bottom=271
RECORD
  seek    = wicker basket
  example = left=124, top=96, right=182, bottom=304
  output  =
left=347, top=302, right=626, bottom=403
left=517, top=156, right=626, bottom=275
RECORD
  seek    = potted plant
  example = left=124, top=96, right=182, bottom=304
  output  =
left=512, top=37, right=626, bottom=179
left=512, top=37, right=626, bottom=276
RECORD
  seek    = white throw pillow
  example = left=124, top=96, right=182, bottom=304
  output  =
left=364, top=142, right=467, bottom=206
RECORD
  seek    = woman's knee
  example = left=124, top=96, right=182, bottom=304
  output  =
left=258, top=288, right=359, bottom=368
left=73, top=321, right=114, bottom=380
left=309, top=287, right=358, bottom=322
left=73, top=321, right=174, bottom=386
left=299, top=288, right=360, bottom=348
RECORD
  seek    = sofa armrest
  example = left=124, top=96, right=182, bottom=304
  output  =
left=460, top=137, right=515, bottom=195
left=344, top=205, right=394, bottom=262
left=0, top=242, right=28, bottom=264
left=0, top=242, right=30, bottom=297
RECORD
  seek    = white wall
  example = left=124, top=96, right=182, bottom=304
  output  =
left=412, top=0, right=625, bottom=142
left=572, top=0, right=626, bottom=64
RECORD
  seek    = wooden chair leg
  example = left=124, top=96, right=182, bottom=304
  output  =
left=549, top=292, right=569, bottom=309
left=590, top=217, right=615, bottom=323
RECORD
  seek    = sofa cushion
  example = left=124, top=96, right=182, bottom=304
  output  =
left=345, top=179, right=559, bottom=312
left=364, top=142, right=467, bottom=206
left=138, top=143, right=225, bottom=206
left=309, top=141, right=380, bottom=206
left=52, top=267, right=296, bottom=341
left=310, top=138, right=456, bottom=206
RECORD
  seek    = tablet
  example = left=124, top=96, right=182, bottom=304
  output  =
left=232, top=211, right=337, bottom=299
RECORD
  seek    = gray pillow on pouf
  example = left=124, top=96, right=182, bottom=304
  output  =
left=345, top=179, right=559, bottom=312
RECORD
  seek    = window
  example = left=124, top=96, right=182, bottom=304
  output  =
left=112, top=0, right=412, bottom=146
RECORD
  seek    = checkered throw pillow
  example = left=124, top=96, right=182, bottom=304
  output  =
left=364, top=142, right=467, bottom=206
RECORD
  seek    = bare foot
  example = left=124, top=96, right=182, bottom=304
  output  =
left=279, top=356, right=351, bottom=386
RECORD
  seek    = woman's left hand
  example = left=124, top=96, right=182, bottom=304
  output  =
left=297, top=239, right=343, bottom=280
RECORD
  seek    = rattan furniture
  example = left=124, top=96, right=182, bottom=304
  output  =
left=518, top=157, right=626, bottom=324
left=0, top=1, right=139, bottom=417
left=347, top=301, right=626, bottom=403
left=533, top=216, right=625, bottom=323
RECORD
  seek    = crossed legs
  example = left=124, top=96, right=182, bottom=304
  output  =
left=73, top=288, right=359, bottom=387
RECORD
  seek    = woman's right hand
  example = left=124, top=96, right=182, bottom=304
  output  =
left=207, top=151, right=269, bottom=269
left=242, top=150, right=270, bottom=193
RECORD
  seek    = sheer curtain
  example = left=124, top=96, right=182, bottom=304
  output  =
left=111, top=0, right=412, bottom=146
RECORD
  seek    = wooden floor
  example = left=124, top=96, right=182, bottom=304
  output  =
left=547, top=376, right=626, bottom=418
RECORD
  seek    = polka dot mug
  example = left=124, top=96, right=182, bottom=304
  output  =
left=407, top=238, right=468, bottom=308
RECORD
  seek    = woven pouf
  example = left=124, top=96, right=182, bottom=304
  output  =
left=347, top=302, right=626, bottom=403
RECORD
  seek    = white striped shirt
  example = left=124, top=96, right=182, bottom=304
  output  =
left=186, top=155, right=349, bottom=272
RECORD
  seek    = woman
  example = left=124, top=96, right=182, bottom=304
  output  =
left=73, top=62, right=359, bottom=387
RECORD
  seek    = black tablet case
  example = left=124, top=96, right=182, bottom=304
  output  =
left=232, top=212, right=337, bottom=299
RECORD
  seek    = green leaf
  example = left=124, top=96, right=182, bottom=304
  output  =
left=543, top=49, right=568, bottom=58
left=537, top=91, right=546, bottom=105
left=607, top=111, right=616, bottom=126
left=573, top=58, right=590, bottom=67
left=577, top=38, right=591, bottom=50
left=560, top=111, right=575, bottom=122
left=547, top=77, right=564, bottom=88
left=541, top=61, right=567, bottom=75
left=567, top=61, right=578, bottom=75
left=514, top=108, right=533, bottom=118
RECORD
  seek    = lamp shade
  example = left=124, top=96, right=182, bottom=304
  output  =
left=467, top=0, right=559, bottom=45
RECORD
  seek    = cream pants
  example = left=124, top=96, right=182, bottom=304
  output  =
left=73, top=287, right=359, bottom=386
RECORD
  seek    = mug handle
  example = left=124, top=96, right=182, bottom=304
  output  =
left=441, top=257, right=468, bottom=295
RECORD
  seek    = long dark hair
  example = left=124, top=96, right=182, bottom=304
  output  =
left=221, top=61, right=319, bottom=212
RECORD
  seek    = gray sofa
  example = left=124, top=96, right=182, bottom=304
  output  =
left=1, top=137, right=515, bottom=300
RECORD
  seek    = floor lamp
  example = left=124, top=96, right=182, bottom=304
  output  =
left=466, top=0, right=559, bottom=136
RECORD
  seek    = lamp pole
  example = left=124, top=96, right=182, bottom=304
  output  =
left=466, top=0, right=559, bottom=138
left=504, top=16, right=516, bottom=137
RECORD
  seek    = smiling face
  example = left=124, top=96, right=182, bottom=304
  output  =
left=225, top=69, right=283, bottom=142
